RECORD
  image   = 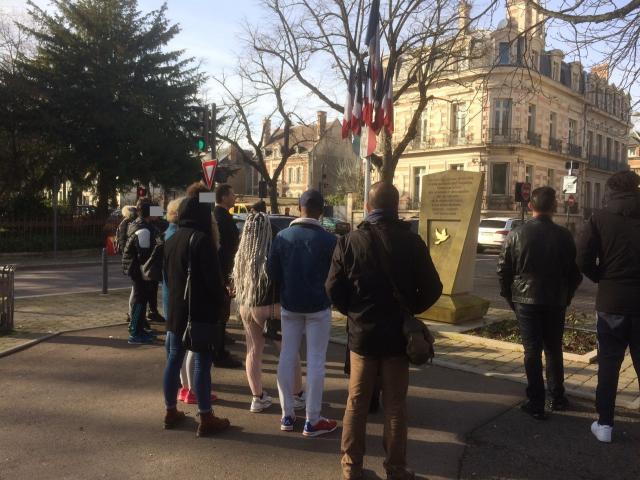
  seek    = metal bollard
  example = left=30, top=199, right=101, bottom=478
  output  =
left=101, top=248, right=108, bottom=295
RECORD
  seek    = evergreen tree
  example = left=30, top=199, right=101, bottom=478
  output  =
left=21, top=0, right=205, bottom=213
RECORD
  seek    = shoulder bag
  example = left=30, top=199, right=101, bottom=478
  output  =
left=369, top=225, right=435, bottom=366
left=181, top=233, right=217, bottom=352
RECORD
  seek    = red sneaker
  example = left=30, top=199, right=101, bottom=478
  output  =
left=178, top=387, right=189, bottom=403
left=185, top=390, right=218, bottom=404
left=303, top=417, right=338, bottom=437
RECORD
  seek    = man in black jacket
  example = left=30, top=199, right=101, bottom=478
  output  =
left=326, top=182, right=442, bottom=480
left=576, top=170, right=640, bottom=443
left=497, top=186, right=582, bottom=419
left=163, top=196, right=230, bottom=437
left=213, top=184, right=242, bottom=368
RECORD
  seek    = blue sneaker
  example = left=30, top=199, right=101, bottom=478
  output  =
left=303, top=417, right=338, bottom=437
left=280, top=415, right=296, bottom=432
left=128, top=334, right=154, bottom=345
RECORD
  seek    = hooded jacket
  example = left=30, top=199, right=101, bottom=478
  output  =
left=576, top=190, right=640, bottom=314
left=164, top=197, right=227, bottom=338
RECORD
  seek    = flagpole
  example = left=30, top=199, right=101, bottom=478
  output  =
left=364, top=156, right=371, bottom=207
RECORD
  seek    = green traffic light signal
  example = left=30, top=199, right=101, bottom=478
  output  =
left=197, top=138, right=206, bottom=151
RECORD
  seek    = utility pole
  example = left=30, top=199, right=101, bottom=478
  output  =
left=210, top=103, right=217, bottom=159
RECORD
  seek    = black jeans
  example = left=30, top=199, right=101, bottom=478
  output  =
left=596, top=312, right=640, bottom=426
left=148, top=281, right=159, bottom=314
left=515, top=303, right=566, bottom=409
left=129, top=279, right=156, bottom=335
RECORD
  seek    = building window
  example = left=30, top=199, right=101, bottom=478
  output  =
left=498, top=42, right=510, bottom=65
left=585, top=181, right=592, bottom=208
left=548, top=168, right=555, bottom=187
left=594, top=183, right=601, bottom=208
left=451, top=103, right=466, bottom=142
left=287, top=167, right=293, bottom=184
left=568, top=119, right=577, bottom=145
left=525, top=165, right=534, bottom=185
left=527, top=105, right=536, bottom=135
left=606, top=138, right=612, bottom=162
left=491, top=163, right=508, bottom=195
left=413, top=167, right=427, bottom=207
left=493, top=99, right=512, bottom=135
left=597, top=134, right=603, bottom=157
left=549, top=112, right=557, bottom=140
left=295, top=166, right=302, bottom=184
left=450, top=164, right=464, bottom=171
left=614, top=141, right=620, bottom=164
left=419, top=110, right=429, bottom=145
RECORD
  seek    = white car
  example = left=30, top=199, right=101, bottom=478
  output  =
left=477, top=217, right=523, bottom=251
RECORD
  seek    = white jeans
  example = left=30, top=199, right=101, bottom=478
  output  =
left=277, top=307, right=332, bottom=424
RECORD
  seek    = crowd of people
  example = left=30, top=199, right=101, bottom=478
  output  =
left=116, top=169, right=640, bottom=479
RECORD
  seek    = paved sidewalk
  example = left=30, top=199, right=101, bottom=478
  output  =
left=3, top=292, right=639, bottom=409
left=0, top=249, right=120, bottom=270
left=330, top=310, right=640, bottom=410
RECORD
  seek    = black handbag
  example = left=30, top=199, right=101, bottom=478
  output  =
left=181, top=233, right=216, bottom=352
left=141, top=242, right=163, bottom=282
left=369, top=225, right=435, bottom=365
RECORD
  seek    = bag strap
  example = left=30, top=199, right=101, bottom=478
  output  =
left=368, top=224, right=412, bottom=316
left=184, top=232, right=196, bottom=324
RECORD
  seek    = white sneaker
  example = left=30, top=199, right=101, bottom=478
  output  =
left=293, top=392, right=306, bottom=411
left=250, top=392, right=273, bottom=413
left=591, top=421, right=613, bottom=443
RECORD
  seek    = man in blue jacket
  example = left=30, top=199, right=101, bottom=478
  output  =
left=268, top=189, right=338, bottom=437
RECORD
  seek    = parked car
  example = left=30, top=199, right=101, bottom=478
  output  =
left=321, top=216, right=351, bottom=235
left=477, top=217, right=523, bottom=252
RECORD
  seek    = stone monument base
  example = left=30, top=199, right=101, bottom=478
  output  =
left=418, top=293, right=490, bottom=325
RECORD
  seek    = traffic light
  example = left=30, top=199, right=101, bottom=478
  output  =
left=191, top=106, right=210, bottom=152
left=136, top=185, right=147, bottom=199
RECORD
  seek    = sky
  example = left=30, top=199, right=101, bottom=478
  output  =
left=1, top=0, right=638, bottom=128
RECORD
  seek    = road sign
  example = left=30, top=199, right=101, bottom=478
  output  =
left=567, top=194, right=576, bottom=207
left=201, top=159, right=218, bottom=190
left=563, top=175, right=578, bottom=194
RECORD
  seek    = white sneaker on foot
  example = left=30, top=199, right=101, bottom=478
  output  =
left=293, top=391, right=306, bottom=411
left=591, top=421, right=612, bottom=443
left=250, top=392, right=273, bottom=413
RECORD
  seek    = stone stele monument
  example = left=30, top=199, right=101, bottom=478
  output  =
left=418, top=170, right=489, bottom=324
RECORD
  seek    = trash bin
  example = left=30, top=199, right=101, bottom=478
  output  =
left=0, top=265, right=16, bottom=333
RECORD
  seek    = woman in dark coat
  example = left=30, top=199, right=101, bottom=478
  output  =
left=162, top=196, right=230, bottom=437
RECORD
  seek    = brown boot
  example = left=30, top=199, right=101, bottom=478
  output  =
left=164, top=408, right=186, bottom=430
left=196, top=411, right=230, bottom=437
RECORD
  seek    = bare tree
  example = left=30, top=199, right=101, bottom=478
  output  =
left=214, top=30, right=315, bottom=213
left=251, top=0, right=493, bottom=182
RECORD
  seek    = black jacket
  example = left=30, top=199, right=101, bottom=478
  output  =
left=164, top=197, right=227, bottom=338
left=576, top=190, right=640, bottom=314
left=116, top=217, right=133, bottom=254
left=497, top=216, right=582, bottom=307
left=214, top=205, right=240, bottom=282
left=326, top=219, right=442, bottom=357
left=122, top=218, right=160, bottom=280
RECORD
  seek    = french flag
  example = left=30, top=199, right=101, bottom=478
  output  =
left=351, top=66, right=363, bottom=136
left=342, top=67, right=356, bottom=139
left=365, top=0, right=381, bottom=83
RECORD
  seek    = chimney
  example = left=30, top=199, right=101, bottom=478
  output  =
left=262, top=117, right=271, bottom=145
left=316, top=111, right=327, bottom=140
left=458, top=1, right=471, bottom=33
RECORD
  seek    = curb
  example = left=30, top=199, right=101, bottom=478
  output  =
left=0, top=322, right=127, bottom=359
left=16, top=260, right=121, bottom=271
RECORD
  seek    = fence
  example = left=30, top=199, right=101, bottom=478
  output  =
left=0, top=265, right=15, bottom=332
left=0, top=215, right=111, bottom=253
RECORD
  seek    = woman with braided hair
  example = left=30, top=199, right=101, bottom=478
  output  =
left=233, top=211, right=304, bottom=413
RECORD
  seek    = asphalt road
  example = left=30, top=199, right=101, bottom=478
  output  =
left=14, top=254, right=599, bottom=314
left=14, top=262, right=131, bottom=298
left=0, top=325, right=524, bottom=480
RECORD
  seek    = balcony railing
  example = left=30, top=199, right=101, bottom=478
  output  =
left=526, top=132, right=542, bottom=148
left=408, top=134, right=478, bottom=151
left=488, top=128, right=522, bottom=144
left=568, top=143, right=582, bottom=158
left=549, top=137, right=563, bottom=153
